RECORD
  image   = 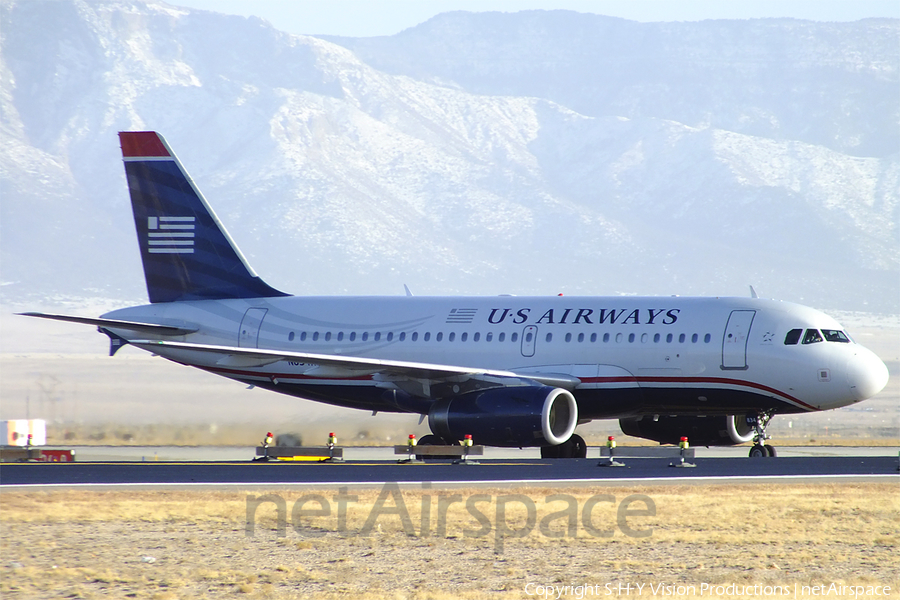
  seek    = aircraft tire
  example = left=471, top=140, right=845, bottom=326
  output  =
left=569, top=434, right=587, bottom=458
left=765, top=445, right=777, bottom=457
left=540, top=434, right=587, bottom=459
left=748, top=444, right=767, bottom=458
left=540, top=444, right=560, bottom=459
left=416, top=434, right=455, bottom=460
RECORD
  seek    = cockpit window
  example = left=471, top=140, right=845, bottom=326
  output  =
left=784, top=329, right=802, bottom=345
left=822, top=329, right=851, bottom=343
left=802, top=329, right=824, bottom=344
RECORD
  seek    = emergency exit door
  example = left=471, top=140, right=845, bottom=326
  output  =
left=521, top=325, right=537, bottom=357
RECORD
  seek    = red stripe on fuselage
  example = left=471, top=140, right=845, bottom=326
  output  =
left=581, top=375, right=816, bottom=411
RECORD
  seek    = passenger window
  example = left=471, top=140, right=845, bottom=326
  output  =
left=412, top=332, right=418, bottom=342
left=546, top=333, right=553, bottom=342
left=628, top=333, right=635, bottom=343
left=822, top=330, right=850, bottom=343
left=802, top=329, right=823, bottom=344
left=288, top=332, right=295, bottom=341
left=374, top=332, right=381, bottom=341
left=784, top=329, right=802, bottom=345
left=387, top=332, right=393, bottom=341
left=325, top=332, right=332, bottom=341
left=436, top=332, right=443, bottom=342
left=362, top=332, right=369, bottom=341
left=578, top=333, right=584, bottom=342
left=337, top=332, right=344, bottom=341
left=511, top=332, right=518, bottom=342
left=461, top=332, right=467, bottom=342
left=565, top=333, right=572, bottom=342
left=590, top=333, right=597, bottom=342
left=300, top=332, right=308, bottom=342
left=313, top=332, right=320, bottom=341
left=603, top=333, right=610, bottom=343
left=474, top=333, right=480, bottom=342
left=691, top=334, right=698, bottom=343
left=424, top=332, right=431, bottom=341
left=350, top=332, right=356, bottom=342
left=499, top=333, right=505, bottom=342
left=525, top=332, right=533, bottom=342
left=399, top=332, right=406, bottom=341
left=448, top=332, right=455, bottom=342
left=486, top=332, right=493, bottom=342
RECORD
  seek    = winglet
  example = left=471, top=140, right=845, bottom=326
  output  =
left=749, top=285, right=759, bottom=299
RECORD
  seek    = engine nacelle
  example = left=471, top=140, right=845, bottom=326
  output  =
left=428, top=386, right=577, bottom=447
left=619, top=414, right=756, bottom=446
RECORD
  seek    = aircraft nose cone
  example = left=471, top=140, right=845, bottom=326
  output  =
left=847, top=347, right=889, bottom=402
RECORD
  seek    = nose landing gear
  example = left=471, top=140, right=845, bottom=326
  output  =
left=748, top=411, right=777, bottom=457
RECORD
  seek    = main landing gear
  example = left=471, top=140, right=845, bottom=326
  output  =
left=540, top=434, right=587, bottom=459
left=748, top=411, right=777, bottom=458
left=414, top=434, right=459, bottom=460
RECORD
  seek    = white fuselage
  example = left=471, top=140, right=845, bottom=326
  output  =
left=104, top=294, right=888, bottom=419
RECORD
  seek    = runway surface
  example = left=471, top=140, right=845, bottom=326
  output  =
left=21, top=444, right=900, bottom=462
left=3, top=456, right=897, bottom=488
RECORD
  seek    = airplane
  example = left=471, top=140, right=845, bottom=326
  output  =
left=22, top=131, right=890, bottom=458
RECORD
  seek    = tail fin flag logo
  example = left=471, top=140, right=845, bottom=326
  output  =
left=147, top=216, right=195, bottom=254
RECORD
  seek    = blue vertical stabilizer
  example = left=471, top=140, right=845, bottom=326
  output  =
left=119, top=131, right=288, bottom=303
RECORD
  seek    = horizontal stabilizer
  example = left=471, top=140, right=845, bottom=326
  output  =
left=18, top=312, right=198, bottom=336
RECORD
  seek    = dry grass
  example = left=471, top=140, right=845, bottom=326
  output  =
left=2, top=484, right=898, bottom=599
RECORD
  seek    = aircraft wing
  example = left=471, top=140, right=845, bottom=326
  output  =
left=18, top=312, right=198, bottom=336
left=129, top=340, right=582, bottom=392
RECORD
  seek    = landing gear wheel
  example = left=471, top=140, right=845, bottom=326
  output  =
left=417, top=434, right=444, bottom=445
left=416, top=434, right=454, bottom=460
left=540, top=444, right=560, bottom=458
left=749, top=444, right=767, bottom=458
left=569, top=434, right=587, bottom=458
left=749, top=410, right=777, bottom=458
left=540, top=434, right=587, bottom=459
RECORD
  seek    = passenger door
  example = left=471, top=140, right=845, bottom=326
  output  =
left=722, top=310, right=755, bottom=369
left=238, top=308, right=268, bottom=348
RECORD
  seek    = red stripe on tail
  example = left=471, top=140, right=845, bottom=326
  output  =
left=119, top=131, right=170, bottom=158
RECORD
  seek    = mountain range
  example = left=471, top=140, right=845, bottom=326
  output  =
left=1, top=0, right=897, bottom=313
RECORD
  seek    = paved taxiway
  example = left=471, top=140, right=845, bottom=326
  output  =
left=2, top=455, right=897, bottom=488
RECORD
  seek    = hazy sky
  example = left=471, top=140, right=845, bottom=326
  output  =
left=168, top=0, right=900, bottom=37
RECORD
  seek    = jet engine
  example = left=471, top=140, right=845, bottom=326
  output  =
left=428, top=385, right=577, bottom=447
left=619, top=414, right=756, bottom=446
